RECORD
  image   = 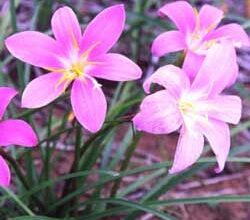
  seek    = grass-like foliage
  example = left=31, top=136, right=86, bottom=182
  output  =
left=0, top=0, right=250, bottom=219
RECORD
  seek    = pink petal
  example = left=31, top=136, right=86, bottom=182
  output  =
left=0, top=119, right=38, bottom=147
left=22, top=73, right=66, bottom=108
left=80, top=5, right=125, bottom=58
left=5, top=31, right=64, bottom=69
left=183, top=50, right=204, bottom=80
left=88, top=53, right=142, bottom=81
left=199, top=119, right=230, bottom=172
left=169, top=126, right=204, bottom=174
left=191, top=42, right=238, bottom=97
left=0, top=156, right=10, bottom=187
left=133, top=90, right=182, bottom=134
left=159, top=1, right=196, bottom=33
left=143, top=65, right=190, bottom=98
left=0, top=87, right=17, bottom=119
left=202, top=95, right=242, bottom=124
left=51, top=6, right=82, bottom=53
left=199, top=5, right=223, bottom=31
left=71, top=77, right=107, bottom=132
left=205, top=23, right=250, bottom=47
left=151, top=31, right=186, bottom=57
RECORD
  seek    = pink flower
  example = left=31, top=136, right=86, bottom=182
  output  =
left=152, top=1, right=250, bottom=79
left=133, top=42, right=241, bottom=173
left=0, top=87, right=38, bottom=186
left=5, top=5, right=142, bottom=133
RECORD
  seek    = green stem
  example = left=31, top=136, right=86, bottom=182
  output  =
left=110, top=133, right=141, bottom=197
left=44, top=107, right=53, bottom=201
left=10, top=0, right=24, bottom=89
left=0, top=149, right=45, bottom=211
left=1, top=187, right=35, bottom=216
left=71, top=125, right=82, bottom=216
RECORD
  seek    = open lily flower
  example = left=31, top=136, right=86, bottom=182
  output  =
left=133, top=42, right=241, bottom=173
left=5, top=5, right=142, bottom=133
left=0, top=87, right=37, bottom=186
left=152, top=1, right=250, bottom=79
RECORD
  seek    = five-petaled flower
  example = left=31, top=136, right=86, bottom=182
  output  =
left=152, top=1, right=250, bottom=79
left=133, top=42, right=242, bottom=173
left=5, top=5, right=142, bottom=133
left=0, top=87, right=37, bottom=186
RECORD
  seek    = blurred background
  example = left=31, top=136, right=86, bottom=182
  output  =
left=0, top=0, right=250, bottom=219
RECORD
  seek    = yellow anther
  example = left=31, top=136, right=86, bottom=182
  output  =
left=47, top=42, right=103, bottom=92
left=179, top=99, right=195, bottom=114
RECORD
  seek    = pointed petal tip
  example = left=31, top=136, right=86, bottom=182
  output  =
left=0, top=87, right=18, bottom=96
left=168, top=166, right=183, bottom=175
left=105, top=4, right=125, bottom=17
left=21, top=99, right=38, bottom=109
left=85, top=124, right=102, bottom=133
left=214, top=166, right=223, bottom=174
left=111, top=4, right=125, bottom=10
left=0, top=87, right=18, bottom=119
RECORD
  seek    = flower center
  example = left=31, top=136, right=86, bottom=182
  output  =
left=68, top=56, right=88, bottom=79
left=54, top=54, right=91, bottom=90
left=47, top=43, right=100, bottom=91
left=187, top=8, right=217, bottom=54
left=178, top=95, right=209, bottom=125
left=179, top=99, right=195, bottom=115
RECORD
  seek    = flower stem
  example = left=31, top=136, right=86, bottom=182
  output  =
left=0, top=148, right=45, bottom=211
left=109, top=132, right=141, bottom=197
left=10, top=0, right=24, bottom=90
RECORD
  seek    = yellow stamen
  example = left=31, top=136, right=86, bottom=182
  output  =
left=179, top=98, right=209, bottom=124
left=45, top=42, right=103, bottom=91
left=179, top=100, right=194, bottom=114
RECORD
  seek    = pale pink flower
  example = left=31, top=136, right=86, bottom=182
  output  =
left=133, top=42, right=241, bottom=173
left=0, top=87, right=37, bottom=186
left=152, top=1, right=250, bottom=79
left=5, top=5, right=142, bottom=132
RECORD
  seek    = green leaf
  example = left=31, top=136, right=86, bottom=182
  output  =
left=83, top=198, right=176, bottom=220
left=0, top=187, right=35, bottom=216
left=12, top=216, right=64, bottom=220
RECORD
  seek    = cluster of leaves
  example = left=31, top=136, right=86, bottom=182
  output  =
left=0, top=0, right=250, bottom=219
